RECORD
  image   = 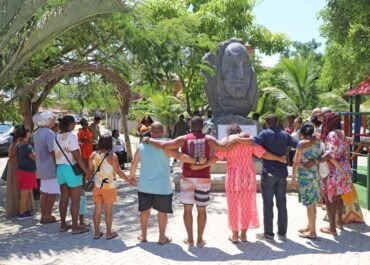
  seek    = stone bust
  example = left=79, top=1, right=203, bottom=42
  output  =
left=202, top=38, right=258, bottom=118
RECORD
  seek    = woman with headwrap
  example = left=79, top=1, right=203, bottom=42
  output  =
left=304, top=112, right=352, bottom=235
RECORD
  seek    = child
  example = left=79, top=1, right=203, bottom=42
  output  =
left=88, top=135, right=135, bottom=240
left=16, top=126, right=37, bottom=220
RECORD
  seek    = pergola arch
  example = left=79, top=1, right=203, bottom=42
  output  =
left=12, top=61, right=133, bottom=159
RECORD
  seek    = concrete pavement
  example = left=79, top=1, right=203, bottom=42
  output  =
left=0, top=173, right=370, bottom=265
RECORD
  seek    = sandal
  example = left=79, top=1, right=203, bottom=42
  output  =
left=106, top=232, right=118, bottom=240
left=59, top=225, right=72, bottom=232
left=320, top=227, right=337, bottom=236
left=298, top=228, right=309, bottom=234
left=72, top=227, right=90, bottom=235
left=298, top=232, right=317, bottom=240
left=137, top=235, right=147, bottom=243
left=41, top=216, right=59, bottom=224
left=196, top=240, right=206, bottom=248
left=228, top=236, right=239, bottom=244
left=158, top=236, right=172, bottom=245
left=239, top=236, right=247, bottom=242
left=183, top=239, right=194, bottom=247
left=94, top=232, right=104, bottom=240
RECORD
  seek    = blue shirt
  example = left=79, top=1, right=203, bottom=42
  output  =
left=253, top=126, right=298, bottom=177
left=138, top=138, right=172, bottom=195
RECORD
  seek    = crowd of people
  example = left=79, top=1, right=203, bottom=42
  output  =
left=2, top=107, right=362, bottom=246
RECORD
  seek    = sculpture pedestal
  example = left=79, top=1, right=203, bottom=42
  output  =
left=172, top=160, right=294, bottom=192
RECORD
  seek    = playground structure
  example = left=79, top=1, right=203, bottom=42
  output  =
left=341, top=76, right=370, bottom=209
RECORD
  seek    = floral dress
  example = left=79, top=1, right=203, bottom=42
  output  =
left=322, top=130, right=352, bottom=202
left=297, top=142, right=321, bottom=206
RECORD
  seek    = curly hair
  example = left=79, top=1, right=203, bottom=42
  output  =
left=227, top=123, right=242, bottom=136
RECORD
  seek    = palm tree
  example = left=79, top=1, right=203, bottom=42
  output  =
left=279, top=55, right=317, bottom=112
left=0, top=0, right=129, bottom=87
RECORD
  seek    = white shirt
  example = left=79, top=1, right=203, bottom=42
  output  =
left=54, top=132, right=80, bottom=165
left=112, top=136, right=125, bottom=153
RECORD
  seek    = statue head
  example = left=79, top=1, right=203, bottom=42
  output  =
left=202, top=38, right=258, bottom=118
left=220, top=41, right=251, bottom=98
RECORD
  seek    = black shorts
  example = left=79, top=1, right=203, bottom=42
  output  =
left=138, top=192, right=173, bottom=213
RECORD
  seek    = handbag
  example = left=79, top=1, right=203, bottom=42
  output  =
left=55, top=135, right=84, bottom=176
left=84, top=152, right=108, bottom=192
left=319, top=161, right=330, bottom=178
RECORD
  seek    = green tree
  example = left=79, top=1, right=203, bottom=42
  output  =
left=318, top=0, right=370, bottom=90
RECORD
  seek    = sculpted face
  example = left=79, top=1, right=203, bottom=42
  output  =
left=221, top=42, right=251, bottom=98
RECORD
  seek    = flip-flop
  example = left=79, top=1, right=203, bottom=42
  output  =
left=298, top=228, right=309, bottom=234
left=320, top=227, right=337, bottom=236
left=106, top=232, right=118, bottom=240
left=158, top=236, right=172, bottom=245
left=239, top=236, right=247, bottom=242
left=228, top=236, right=239, bottom=244
left=298, top=232, right=317, bottom=240
left=59, top=225, right=72, bottom=232
left=94, top=232, right=104, bottom=240
left=183, top=239, right=194, bottom=247
left=137, top=236, right=147, bottom=243
left=41, top=216, right=59, bottom=224
left=72, top=227, right=90, bottom=235
left=196, top=240, right=206, bottom=248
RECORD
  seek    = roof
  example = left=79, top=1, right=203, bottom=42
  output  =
left=344, top=76, right=370, bottom=96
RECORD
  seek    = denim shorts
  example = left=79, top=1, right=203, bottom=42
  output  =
left=57, top=164, right=83, bottom=188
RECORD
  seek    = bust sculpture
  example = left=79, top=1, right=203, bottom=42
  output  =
left=202, top=38, right=258, bottom=118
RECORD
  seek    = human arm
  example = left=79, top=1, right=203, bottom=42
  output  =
left=206, top=135, right=236, bottom=151
left=165, top=149, right=207, bottom=164
left=190, top=155, right=219, bottom=170
left=111, top=153, right=134, bottom=185
left=262, top=152, right=286, bottom=164
left=27, top=144, right=36, bottom=161
left=129, top=149, right=140, bottom=184
left=145, top=136, right=186, bottom=150
left=69, top=135, right=88, bottom=175
left=291, top=148, right=303, bottom=190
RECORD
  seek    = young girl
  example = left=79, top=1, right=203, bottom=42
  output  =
left=89, top=135, right=134, bottom=240
left=16, top=126, right=37, bottom=220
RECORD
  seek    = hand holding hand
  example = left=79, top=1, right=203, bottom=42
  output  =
left=199, top=157, right=207, bottom=165
left=303, top=160, right=316, bottom=168
left=191, top=164, right=203, bottom=171
left=279, top=155, right=287, bottom=164
left=291, top=177, right=298, bottom=190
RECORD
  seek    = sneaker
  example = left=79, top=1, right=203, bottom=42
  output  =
left=25, top=211, right=34, bottom=217
left=17, top=213, right=33, bottom=220
left=256, top=233, right=274, bottom=241
left=277, top=234, right=287, bottom=241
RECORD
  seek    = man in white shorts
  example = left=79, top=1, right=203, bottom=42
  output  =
left=146, top=116, right=241, bottom=247
left=33, top=111, right=60, bottom=224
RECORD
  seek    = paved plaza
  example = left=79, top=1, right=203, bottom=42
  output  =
left=0, top=163, right=370, bottom=265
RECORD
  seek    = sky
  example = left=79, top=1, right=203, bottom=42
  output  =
left=253, top=0, right=327, bottom=66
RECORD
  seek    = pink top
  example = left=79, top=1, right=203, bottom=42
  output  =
left=216, top=144, right=266, bottom=182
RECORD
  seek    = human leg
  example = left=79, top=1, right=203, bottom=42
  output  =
left=104, top=202, right=116, bottom=239
left=275, top=177, right=288, bottom=237
left=321, top=193, right=337, bottom=235
left=183, top=204, right=194, bottom=246
left=180, top=177, right=196, bottom=246
left=157, top=211, right=171, bottom=244
left=59, top=185, right=69, bottom=230
left=196, top=206, right=207, bottom=247
left=140, top=209, right=151, bottom=242
left=19, top=190, right=30, bottom=215
left=70, top=185, right=88, bottom=233
left=335, top=196, right=344, bottom=229
left=93, top=201, right=103, bottom=239
left=260, top=174, right=276, bottom=237
left=152, top=193, right=173, bottom=244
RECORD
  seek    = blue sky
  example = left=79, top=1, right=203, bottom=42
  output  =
left=253, top=0, right=327, bottom=66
